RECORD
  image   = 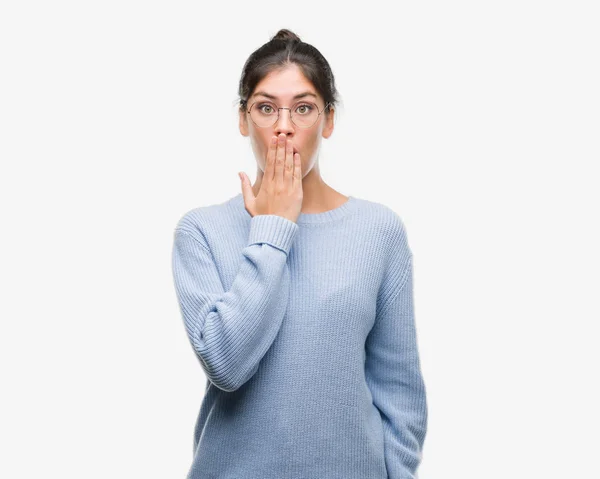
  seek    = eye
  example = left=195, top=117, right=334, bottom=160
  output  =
left=258, top=103, right=276, bottom=114
left=295, top=103, right=314, bottom=115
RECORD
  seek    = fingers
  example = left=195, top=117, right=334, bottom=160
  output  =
left=239, top=171, right=251, bottom=200
left=274, top=133, right=286, bottom=183
left=293, top=152, right=301, bottom=189
left=284, top=136, right=294, bottom=191
left=263, top=135, right=277, bottom=183
left=264, top=133, right=297, bottom=192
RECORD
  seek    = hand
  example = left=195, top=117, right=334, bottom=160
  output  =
left=239, top=133, right=303, bottom=223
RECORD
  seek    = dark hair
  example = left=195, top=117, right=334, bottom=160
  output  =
left=237, top=29, right=340, bottom=117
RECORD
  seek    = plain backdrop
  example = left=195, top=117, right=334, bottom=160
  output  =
left=1, top=1, right=598, bottom=478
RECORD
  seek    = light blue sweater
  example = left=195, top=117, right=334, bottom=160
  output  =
left=171, top=192, right=428, bottom=479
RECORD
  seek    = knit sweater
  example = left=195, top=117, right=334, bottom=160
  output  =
left=171, top=192, right=428, bottom=479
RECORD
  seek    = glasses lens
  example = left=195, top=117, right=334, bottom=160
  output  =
left=250, top=101, right=320, bottom=128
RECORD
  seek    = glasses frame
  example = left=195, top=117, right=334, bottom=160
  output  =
left=246, top=100, right=331, bottom=129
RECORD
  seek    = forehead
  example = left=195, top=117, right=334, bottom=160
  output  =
left=252, top=91, right=318, bottom=102
left=251, top=66, right=320, bottom=101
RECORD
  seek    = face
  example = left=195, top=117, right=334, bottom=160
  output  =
left=239, top=63, right=334, bottom=178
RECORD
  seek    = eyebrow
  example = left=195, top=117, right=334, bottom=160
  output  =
left=253, top=91, right=318, bottom=100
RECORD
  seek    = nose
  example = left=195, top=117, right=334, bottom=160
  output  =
left=274, top=108, right=295, bottom=136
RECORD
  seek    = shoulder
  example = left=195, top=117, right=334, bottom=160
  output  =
left=353, top=196, right=410, bottom=249
left=173, top=195, right=239, bottom=242
left=363, top=200, right=413, bottom=307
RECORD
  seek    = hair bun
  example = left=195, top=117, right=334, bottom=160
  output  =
left=271, top=28, right=301, bottom=43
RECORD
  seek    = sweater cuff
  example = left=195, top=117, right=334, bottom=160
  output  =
left=247, top=214, right=299, bottom=254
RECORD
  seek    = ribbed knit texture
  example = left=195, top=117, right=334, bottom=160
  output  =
left=171, top=192, right=428, bottom=479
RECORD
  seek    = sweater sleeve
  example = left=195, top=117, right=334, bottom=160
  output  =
left=365, top=234, right=428, bottom=478
left=171, top=214, right=298, bottom=392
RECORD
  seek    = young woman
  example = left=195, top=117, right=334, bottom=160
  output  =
left=172, top=28, right=428, bottom=479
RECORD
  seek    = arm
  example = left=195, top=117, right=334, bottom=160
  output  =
left=171, top=214, right=298, bottom=392
left=365, top=230, right=428, bottom=478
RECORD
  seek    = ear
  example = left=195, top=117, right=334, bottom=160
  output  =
left=239, top=108, right=249, bottom=137
left=321, top=107, right=335, bottom=139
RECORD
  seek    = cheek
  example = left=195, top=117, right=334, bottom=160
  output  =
left=303, top=134, right=319, bottom=151
left=258, top=135, right=272, bottom=155
left=250, top=136, right=266, bottom=158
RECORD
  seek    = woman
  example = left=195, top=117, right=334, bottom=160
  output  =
left=172, top=29, right=428, bottom=479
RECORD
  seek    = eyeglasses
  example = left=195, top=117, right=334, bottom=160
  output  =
left=246, top=100, right=330, bottom=129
